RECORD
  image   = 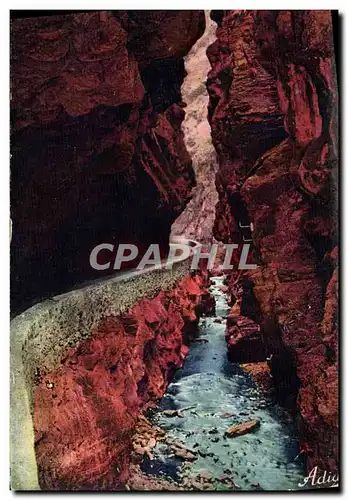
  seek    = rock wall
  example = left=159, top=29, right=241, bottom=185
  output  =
left=10, top=239, right=207, bottom=491
left=10, top=11, right=205, bottom=311
left=207, top=10, right=338, bottom=473
left=32, top=272, right=213, bottom=490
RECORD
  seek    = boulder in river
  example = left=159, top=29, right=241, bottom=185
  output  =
left=220, top=412, right=235, bottom=419
left=224, top=419, right=260, bottom=438
left=173, top=448, right=196, bottom=461
left=162, top=409, right=181, bottom=417
left=198, top=469, right=213, bottom=481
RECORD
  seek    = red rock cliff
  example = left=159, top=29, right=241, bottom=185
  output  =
left=33, top=272, right=214, bottom=490
left=10, top=11, right=205, bottom=311
left=207, top=10, right=338, bottom=473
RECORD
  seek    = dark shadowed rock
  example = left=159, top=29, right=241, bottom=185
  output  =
left=10, top=10, right=205, bottom=312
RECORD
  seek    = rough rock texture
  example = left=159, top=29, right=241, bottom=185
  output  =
left=207, top=10, right=338, bottom=473
left=241, top=362, right=274, bottom=396
left=33, top=272, right=214, bottom=490
left=171, top=12, right=219, bottom=243
left=224, top=419, right=260, bottom=438
left=10, top=11, right=205, bottom=311
left=226, top=313, right=266, bottom=363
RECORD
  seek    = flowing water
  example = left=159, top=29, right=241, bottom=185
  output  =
left=143, top=277, right=306, bottom=491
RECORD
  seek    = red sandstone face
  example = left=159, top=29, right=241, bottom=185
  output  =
left=33, top=274, right=214, bottom=490
left=207, top=10, right=338, bottom=473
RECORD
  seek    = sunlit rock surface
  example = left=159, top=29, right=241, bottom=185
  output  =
left=171, top=12, right=219, bottom=243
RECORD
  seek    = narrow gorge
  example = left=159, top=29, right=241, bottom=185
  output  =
left=10, top=10, right=338, bottom=492
left=171, top=12, right=219, bottom=244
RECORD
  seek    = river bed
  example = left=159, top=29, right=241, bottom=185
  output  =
left=141, top=276, right=305, bottom=491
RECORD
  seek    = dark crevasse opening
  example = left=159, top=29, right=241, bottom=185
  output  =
left=10, top=11, right=204, bottom=315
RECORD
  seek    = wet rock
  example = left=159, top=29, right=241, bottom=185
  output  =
left=132, top=415, right=165, bottom=460
left=218, top=473, right=230, bottom=483
left=127, top=463, right=184, bottom=491
left=133, top=441, right=155, bottom=459
left=173, top=448, right=196, bottom=461
left=190, top=479, right=206, bottom=490
left=214, top=317, right=223, bottom=324
left=162, top=405, right=196, bottom=418
left=226, top=315, right=266, bottom=363
left=162, top=409, right=181, bottom=418
left=241, top=363, right=274, bottom=396
left=168, top=439, right=197, bottom=462
left=198, top=469, right=213, bottom=481
left=208, top=427, right=219, bottom=434
left=220, top=412, right=235, bottom=419
left=225, top=419, right=260, bottom=438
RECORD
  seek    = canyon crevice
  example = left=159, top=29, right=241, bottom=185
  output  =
left=171, top=12, right=219, bottom=243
